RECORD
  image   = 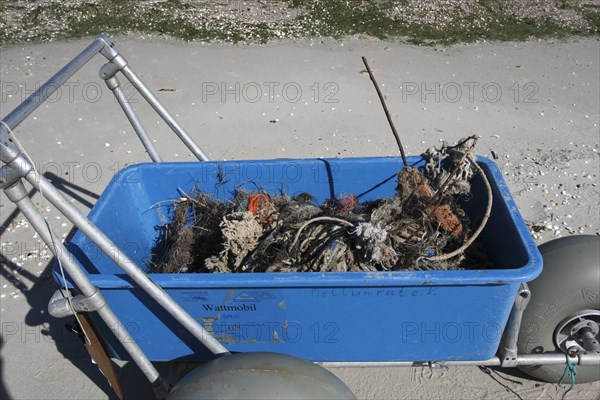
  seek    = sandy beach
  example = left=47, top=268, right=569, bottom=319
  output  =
left=0, top=35, right=599, bottom=399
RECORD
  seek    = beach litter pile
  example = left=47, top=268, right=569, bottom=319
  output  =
left=150, top=135, right=494, bottom=274
left=150, top=58, right=494, bottom=274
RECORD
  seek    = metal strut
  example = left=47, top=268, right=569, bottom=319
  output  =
left=500, top=283, right=531, bottom=368
left=100, top=61, right=162, bottom=162
left=0, top=34, right=224, bottom=397
left=3, top=180, right=167, bottom=396
left=97, top=42, right=210, bottom=161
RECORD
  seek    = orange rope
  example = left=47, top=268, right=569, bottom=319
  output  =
left=338, top=194, right=358, bottom=213
left=247, top=193, right=270, bottom=216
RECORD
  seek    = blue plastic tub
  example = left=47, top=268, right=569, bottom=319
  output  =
left=57, top=156, right=542, bottom=362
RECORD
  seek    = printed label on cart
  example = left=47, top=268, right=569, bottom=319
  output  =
left=196, top=289, right=287, bottom=344
left=202, top=303, right=257, bottom=312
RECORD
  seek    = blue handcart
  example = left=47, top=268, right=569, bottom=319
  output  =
left=1, top=35, right=598, bottom=399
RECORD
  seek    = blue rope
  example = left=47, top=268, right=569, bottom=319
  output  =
left=558, top=354, right=577, bottom=400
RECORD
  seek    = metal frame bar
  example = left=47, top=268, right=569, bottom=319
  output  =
left=2, top=37, right=106, bottom=131
left=96, top=48, right=210, bottom=161
left=0, top=34, right=223, bottom=395
left=120, top=64, right=210, bottom=161
left=499, top=283, right=531, bottom=367
left=104, top=73, right=162, bottom=162
left=1, top=37, right=106, bottom=164
left=3, top=181, right=168, bottom=396
left=321, top=352, right=600, bottom=368
left=0, top=34, right=209, bottom=166
left=1, top=35, right=599, bottom=395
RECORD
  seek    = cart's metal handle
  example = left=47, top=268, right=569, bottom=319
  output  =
left=1, top=34, right=209, bottom=168
left=1, top=34, right=225, bottom=397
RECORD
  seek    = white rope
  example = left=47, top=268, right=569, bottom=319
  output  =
left=425, top=155, right=493, bottom=262
left=290, top=216, right=354, bottom=251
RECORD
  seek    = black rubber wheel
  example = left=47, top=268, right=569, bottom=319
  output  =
left=518, top=235, right=600, bottom=383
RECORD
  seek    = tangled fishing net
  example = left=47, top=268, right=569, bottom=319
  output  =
left=150, top=136, right=493, bottom=273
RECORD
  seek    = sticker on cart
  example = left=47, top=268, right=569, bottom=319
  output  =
left=198, top=289, right=287, bottom=345
left=233, top=291, right=256, bottom=302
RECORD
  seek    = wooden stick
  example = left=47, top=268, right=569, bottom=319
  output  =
left=361, top=56, right=408, bottom=167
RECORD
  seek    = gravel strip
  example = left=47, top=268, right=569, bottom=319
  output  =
left=1, top=0, right=599, bottom=45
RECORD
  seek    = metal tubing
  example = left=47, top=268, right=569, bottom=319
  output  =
left=106, top=76, right=162, bottom=162
left=0, top=164, right=21, bottom=189
left=0, top=154, right=33, bottom=189
left=120, top=65, right=210, bottom=161
left=2, top=38, right=106, bottom=132
left=4, top=181, right=163, bottom=386
left=518, top=353, right=600, bottom=366
left=321, top=358, right=503, bottom=368
left=0, top=135, right=20, bottom=170
left=1, top=36, right=109, bottom=164
left=501, top=283, right=531, bottom=367
left=322, top=352, right=600, bottom=368
left=48, top=289, right=77, bottom=318
left=24, top=169, right=230, bottom=356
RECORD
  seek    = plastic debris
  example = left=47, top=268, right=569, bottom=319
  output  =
left=151, top=138, right=493, bottom=273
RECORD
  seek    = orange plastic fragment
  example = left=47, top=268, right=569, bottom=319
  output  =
left=247, top=193, right=270, bottom=216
